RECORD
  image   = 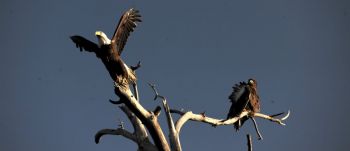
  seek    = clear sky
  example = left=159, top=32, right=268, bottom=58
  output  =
left=1, top=0, right=350, bottom=150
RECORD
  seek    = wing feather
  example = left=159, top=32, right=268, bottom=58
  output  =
left=70, top=35, right=99, bottom=52
left=227, top=82, right=250, bottom=119
left=111, top=8, right=142, bottom=55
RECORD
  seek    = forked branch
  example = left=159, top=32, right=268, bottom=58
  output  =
left=170, top=109, right=290, bottom=134
left=113, top=82, right=170, bottom=151
left=95, top=104, right=157, bottom=150
left=149, top=83, right=182, bottom=151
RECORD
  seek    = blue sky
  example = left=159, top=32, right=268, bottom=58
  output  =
left=1, top=0, right=350, bottom=150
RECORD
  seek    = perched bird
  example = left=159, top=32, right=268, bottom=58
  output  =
left=226, top=79, right=260, bottom=131
left=70, top=8, right=141, bottom=86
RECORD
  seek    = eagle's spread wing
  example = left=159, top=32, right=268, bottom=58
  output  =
left=227, top=82, right=250, bottom=119
left=70, top=36, right=99, bottom=52
left=111, top=8, right=142, bottom=55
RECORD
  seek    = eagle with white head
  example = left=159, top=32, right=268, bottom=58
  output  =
left=70, top=8, right=141, bottom=86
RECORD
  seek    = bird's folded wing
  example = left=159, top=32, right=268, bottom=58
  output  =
left=228, top=82, right=250, bottom=117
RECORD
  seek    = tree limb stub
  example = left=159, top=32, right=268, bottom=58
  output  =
left=247, top=134, right=253, bottom=151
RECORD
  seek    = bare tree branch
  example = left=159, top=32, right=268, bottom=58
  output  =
left=148, top=83, right=159, bottom=101
left=247, top=134, right=252, bottom=151
left=170, top=109, right=289, bottom=134
left=171, top=110, right=246, bottom=133
left=95, top=128, right=137, bottom=144
left=120, top=105, right=158, bottom=151
left=109, top=99, right=123, bottom=104
left=130, top=61, right=142, bottom=101
left=120, top=105, right=149, bottom=140
left=254, top=111, right=290, bottom=126
left=137, top=141, right=158, bottom=151
left=149, top=83, right=182, bottom=151
left=281, top=110, right=291, bottom=120
left=270, top=112, right=284, bottom=117
left=131, top=61, right=142, bottom=71
left=114, top=83, right=170, bottom=151
left=153, top=106, right=162, bottom=117
left=250, top=117, right=263, bottom=140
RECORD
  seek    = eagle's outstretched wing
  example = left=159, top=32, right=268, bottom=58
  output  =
left=70, top=35, right=99, bottom=53
left=111, top=8, right=142, bottom=55
left=227, top=82, right=250, bottom=119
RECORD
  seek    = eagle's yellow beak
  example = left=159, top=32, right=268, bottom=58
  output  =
left=95, top=31, right=103, bottom=36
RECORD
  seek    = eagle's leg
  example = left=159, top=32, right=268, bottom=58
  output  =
left=132, top=83, right=139, bottom=101
left=130, top=61, right=141, bottom=101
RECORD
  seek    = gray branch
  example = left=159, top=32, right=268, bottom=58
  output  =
left=247, top=134, right=252, bottom=151
left=250, top=117, right=263, bottom=140
left=120, top=105, right=149, bottom=140
left=114, top=82, right=170, bottom=151
left=148, top=83, right=182, bottom=151
left=95, top=128, right=137, bottom=144
left=170, top=109, right=290, bottom=135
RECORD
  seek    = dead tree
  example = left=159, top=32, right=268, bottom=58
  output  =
left=71, top=8, right=290, bottom=151
left=94, top=74, right=289, bottom=151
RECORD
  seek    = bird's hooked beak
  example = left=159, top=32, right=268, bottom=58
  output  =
left=95, top=31, right=103, bottom=37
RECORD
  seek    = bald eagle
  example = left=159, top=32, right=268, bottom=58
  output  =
left=227, top=79, right=260, bottom=131
left=70, top=8, right=141, bottom=86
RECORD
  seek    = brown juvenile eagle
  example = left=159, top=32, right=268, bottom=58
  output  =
left=227, top=79, right=260, bottom=131
left=70, top=8, right=141, bottom=86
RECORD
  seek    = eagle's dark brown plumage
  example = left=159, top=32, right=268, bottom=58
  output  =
left=227, top=79, right=260, bottom=131
left=70, top=8, right=141, bottom=85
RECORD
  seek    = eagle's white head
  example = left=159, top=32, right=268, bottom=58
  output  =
left=95, top=31, right=111, bottom=46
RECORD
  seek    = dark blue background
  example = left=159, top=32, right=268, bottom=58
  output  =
left=1, top=0, right=350, bottom=150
